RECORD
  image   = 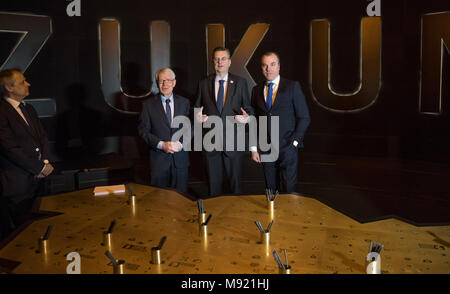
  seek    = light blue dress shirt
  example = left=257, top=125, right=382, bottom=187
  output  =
left=157, top=94, right=174, bottom=150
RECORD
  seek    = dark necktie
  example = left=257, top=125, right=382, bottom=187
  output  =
left=18, top=103, right=36, bottom=132
left=165, top=99, right=172, bottom=126
left=266, top=82, right=274, bottom=110
left=217, top=79, right=225, bottom=114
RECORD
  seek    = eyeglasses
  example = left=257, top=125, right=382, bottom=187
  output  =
left=213, top=57, right=230, bottom=63
left=158, top=79, right=175, bottom=85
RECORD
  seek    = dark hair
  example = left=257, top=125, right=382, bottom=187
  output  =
left=261, top=51, right=281, bottom=65
left=0, top=68, right=21, bottom=97
left=212, top=47, right=231, bottom=59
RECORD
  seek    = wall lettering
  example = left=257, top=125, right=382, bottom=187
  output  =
left=419, top=11, right=450, bottom=115
left=98, top=19, right=170, bottom=113
left=310, top=17, right=382, bottom=112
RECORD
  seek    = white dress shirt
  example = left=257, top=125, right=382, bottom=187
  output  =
left=250, top=75, right=298, bottom=152
left=214, top=73, right=229, bottom=102
left=263, top=75, right=280, bottom=103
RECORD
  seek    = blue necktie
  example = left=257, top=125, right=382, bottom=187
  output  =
left=217, top=80, right=225, bottom=114
left=266, top=82, right=274, bottom=110
left=165, top=99, right=172, bottom=126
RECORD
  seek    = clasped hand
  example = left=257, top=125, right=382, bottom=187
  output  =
left=36, top=162, right=54, bottom=178
left=162, top=141, right=182, bottom=154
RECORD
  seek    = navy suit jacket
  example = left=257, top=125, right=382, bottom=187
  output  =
left=138, top=94, right=190, bottom=173
left=194, top=72, right=253, bottom=156
left=0, top=99, right=48, bottom=203
left=251, top=77, right=311, bottom=152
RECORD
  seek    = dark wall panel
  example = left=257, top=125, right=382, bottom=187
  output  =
left=0, top=0, right=449, bottom=165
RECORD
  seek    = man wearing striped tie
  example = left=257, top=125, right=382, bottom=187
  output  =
left=138, top=68, right=191, bottom=193
left=251, top=52, right=311, bottom=193
left=195, top=47, right=253, bottom=197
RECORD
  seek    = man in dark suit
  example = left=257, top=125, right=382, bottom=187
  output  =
left=138, top=68, right=190, bottom=193
left=0, top=68, right=54, bottom=240
left=195, top=47, right=253, bottom=197
left=251, top=52, right=311, bottom=193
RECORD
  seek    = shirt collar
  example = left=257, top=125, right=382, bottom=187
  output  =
left=266, top=75, right=280, bottom=86
left=160, top=93, right=173, bottom=103
left=4, top=97, right=24, bottom=109
left=215, top=73, right=229, bottom=83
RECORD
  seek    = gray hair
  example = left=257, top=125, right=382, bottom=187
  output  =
left=0, top=68, right=21, bottom=97
left=155, top=67, right=176, bottom=81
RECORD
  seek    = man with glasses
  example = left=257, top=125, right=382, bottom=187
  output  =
left=195, top=47, right=253, bottom=197
left=139, top=68, right=191, bottom=193
left=0, top=68, right=54, bottom=240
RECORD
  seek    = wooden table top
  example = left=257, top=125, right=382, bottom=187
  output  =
left=0, top=184, right=449, bottom=274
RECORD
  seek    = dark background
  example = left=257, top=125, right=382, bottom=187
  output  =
left=1, top=0, right=449, bottom=225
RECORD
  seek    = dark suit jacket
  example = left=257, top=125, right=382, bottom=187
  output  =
left=251, top=77, right=311, bottom=153
left=195, top=72, right=253, bottom=156
left=138, top=94, right=190, bottom=173
left=0, top=99, right=48, bottom=204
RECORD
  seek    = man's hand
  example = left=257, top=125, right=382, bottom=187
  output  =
left=196, top=106, right=208, bottom=123
left=173, top=141, right=182, bottom=152
left=235, top=107, right=249, bottom=123
left=251, top=151, right=261, bottom=163
left=37, top=163, right=54, bottom=178
left=162, top=142, right=182, bottom=154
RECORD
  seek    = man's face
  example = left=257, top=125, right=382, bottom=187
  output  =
left=213, top=50, right=231, bottom=75
left=6, top=72, right=30, bottom=101
left=261, top=54, right=280, bottom=82
left=158, top=71, right=176, bottom=98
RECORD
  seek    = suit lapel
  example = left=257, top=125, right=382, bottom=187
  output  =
left=222, top=74, right=235, bottom=113
left=208, top=75, right=216, bottom=109
left=2, top=100, right=39, bottom=140
left=173, top=95, right=183, bottom=118
left=24, top=104, right=41, bottom=138
left=153, top=95, right=171, bottom=128
left=268, top=78, right=286, bottom=112
left=257, top=83, right=268, bottom=112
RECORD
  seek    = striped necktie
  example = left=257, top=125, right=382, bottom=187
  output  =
left=165, top=99, right=172, bottom=126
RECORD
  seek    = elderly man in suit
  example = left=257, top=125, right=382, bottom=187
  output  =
left=139, top=68, right=191, bottom=193
left=251, top=52, right=311, bottom=193
left=0, top=68, right=54, bottom=240
left=195, top=47, right=253, bottom=197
